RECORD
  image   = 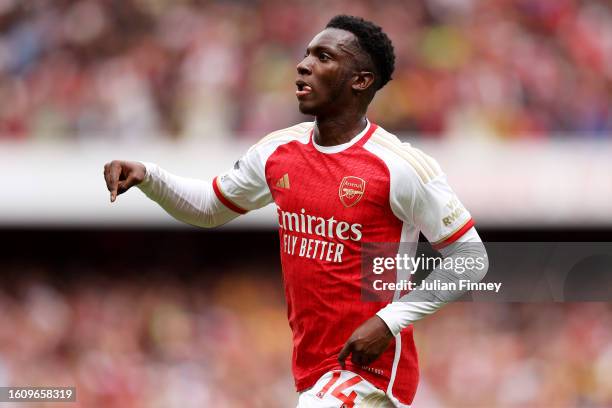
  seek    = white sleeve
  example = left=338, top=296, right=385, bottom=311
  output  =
left=376, top=228, right=488, bottom=336
left=137, top=141, right=273, bottom=227
left=374, top=144, right=484, bottom=335
left=136, top=124, right=312, bottom=227
left=212, top=144, right=273, bottom=213
left=389, top=146, right=474, bottom=249
left=137, top=162, right=238, bottom=228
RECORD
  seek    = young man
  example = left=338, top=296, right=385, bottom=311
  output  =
left=104, top=15, right=487, bottom=408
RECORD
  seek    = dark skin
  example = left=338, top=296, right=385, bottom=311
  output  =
left=296, top=28, right=376, bottom=146
left=104, top=27, right=394, bottom=368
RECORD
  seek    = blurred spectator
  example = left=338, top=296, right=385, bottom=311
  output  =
left=0, top=0, right=610, bottom=140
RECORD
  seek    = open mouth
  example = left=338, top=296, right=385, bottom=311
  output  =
left=295, top=80, right=313, bottom=98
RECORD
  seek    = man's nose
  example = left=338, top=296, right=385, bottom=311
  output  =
left=297, top=58, right=312, bottom=76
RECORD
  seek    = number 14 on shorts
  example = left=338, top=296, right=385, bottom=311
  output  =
left=297, top=370, right=393, bottom=408
left=316, top=371, right=361, bottom=407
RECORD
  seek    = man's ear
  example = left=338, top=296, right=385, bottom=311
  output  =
left=352, top=71, right=375, bottom=92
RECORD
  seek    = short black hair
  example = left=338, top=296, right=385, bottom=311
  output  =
left=326, top=15, right=395, bottom=90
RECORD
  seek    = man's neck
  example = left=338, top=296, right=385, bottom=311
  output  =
left=313, top=114, right=368, bottom=147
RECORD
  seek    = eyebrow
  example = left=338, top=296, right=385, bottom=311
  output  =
left=306, top=44, right=338, bottom=55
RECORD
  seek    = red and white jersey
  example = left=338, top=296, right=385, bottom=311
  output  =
left=212, top=121, right=473, bottom=406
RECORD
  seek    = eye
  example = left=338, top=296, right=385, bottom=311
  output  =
left=319, top=53, right=330, bottom=62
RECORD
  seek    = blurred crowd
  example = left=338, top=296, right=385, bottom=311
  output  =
left=0, top=270, right=296, bottom=408
left=0, top=0, right=610, bottom=141
left=1, top=269, right=611, bottom=408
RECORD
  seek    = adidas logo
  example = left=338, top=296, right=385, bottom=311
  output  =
left=275, top=173, right=290, bottom=189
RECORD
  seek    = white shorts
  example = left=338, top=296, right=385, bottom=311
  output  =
left=296, top=370, right=404, bottom=408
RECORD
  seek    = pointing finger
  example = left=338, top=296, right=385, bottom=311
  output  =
left=109, top=161, right=122, bottom=202
left=338, top=340, right=353, bottom=369
left=103, top=163, right=113, bottom=195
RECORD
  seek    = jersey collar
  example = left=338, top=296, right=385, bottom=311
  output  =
left=310, top=119, right=375, bottom=154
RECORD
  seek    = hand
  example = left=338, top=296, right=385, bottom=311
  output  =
left=103, top=160, right=146, bottom=202
left=338, top=315, right=394, bottom=369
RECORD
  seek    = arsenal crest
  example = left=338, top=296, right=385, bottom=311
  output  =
left=339, top=176, right=366, bottom=207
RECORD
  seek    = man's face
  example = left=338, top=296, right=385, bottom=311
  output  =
left=295, top=28, right=361, bottom=116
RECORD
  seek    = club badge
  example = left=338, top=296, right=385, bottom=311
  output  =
left=339, top=176, right=366, bottom=207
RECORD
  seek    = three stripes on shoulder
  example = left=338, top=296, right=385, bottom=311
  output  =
left=370, top=129, right=442, bottom=184
left=254, top=122, right=312, bottom=148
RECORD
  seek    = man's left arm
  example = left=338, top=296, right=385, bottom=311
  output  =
left=339, top=229, right=488, bottom=367
left=339, top=150, right=488, bottom=367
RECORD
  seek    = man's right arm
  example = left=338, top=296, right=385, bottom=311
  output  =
left=138, top=162, right=240, bottom=228
left=103, top=160, right=238, bottom=228
left=103, top=133, right=277, bottom=230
